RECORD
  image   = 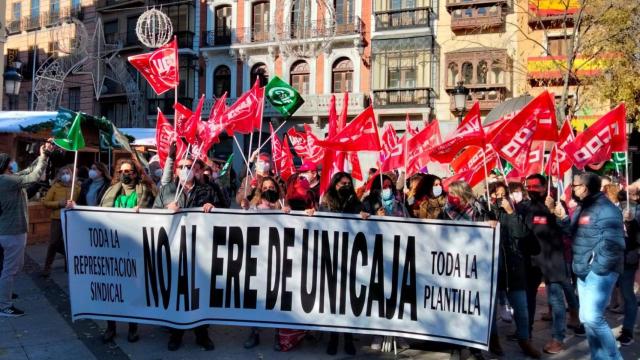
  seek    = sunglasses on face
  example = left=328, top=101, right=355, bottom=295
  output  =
left=118, top=169, right=134, bottom=174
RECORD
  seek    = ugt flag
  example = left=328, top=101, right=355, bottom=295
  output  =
left=128, top=38, right=179, bottom=95
left=265, top=76, right=305, bottom=118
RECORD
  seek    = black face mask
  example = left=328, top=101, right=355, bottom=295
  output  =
left=263, top=189, right=279, bottom=203
left=529, top=191, right=545, bottom=202
left=120, top=174, right=133, bottom=185
left=337, top=185, right=352, bottom=198
left=288, top=199, right=307, bottom=211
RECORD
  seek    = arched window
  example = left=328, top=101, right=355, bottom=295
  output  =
left=332, top=57, right=353, bottom=93
left=214, top=65, right=231, bottom=97
left=491, top=60, right=504, bottom=84
left=477, top=60, right=488, bottom=84
left=462, top=62, right=473, bottom=84
left=251, top=63, right=269, bottom=87
left=448, top=63, right=459, bottom=87
left=252, top=1, right=269, bottom=42
left=290, top=60, right=310, bottom=95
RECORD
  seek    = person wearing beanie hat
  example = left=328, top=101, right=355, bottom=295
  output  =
left=0, top=142, right=52, bottom=317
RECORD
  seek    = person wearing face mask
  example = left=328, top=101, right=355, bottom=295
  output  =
left=410, top=174, right=446, bottom=219
left=41, top=165, right=80, bottom=278
left=508, top=182, right=527, bottom=204
left=554, top=172, right=625, bottom=360
left=440, top=181, right=489, bottom=221
left=0, top=144, right=52, bottom=317
left=316, top=172, right=368, bottom=356
left=362, top=175, right=406, bottom=218
left=404, top=173, right=426, bottom=210
left=77, top=162, right=111, bottom=206
left=235, top=152, right=273, bottom=209
left=152, top=156, right=216, bottom=351
left=488, top=182, right=541, bottom=358
left=517, top=174, right=582, bottom=354
left=297, top=161, right=320, bottom=204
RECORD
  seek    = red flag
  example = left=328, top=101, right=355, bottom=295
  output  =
left=380, top=135, right=405, bottom=172
left=174, top=101, right=199, bottom=145
left=317, top=106, right=381, bottom=152
left=406, top=120, right=442, bottom=176
left=445, top=148, right=498, bottom=189
left=530, top=91, right=558, bottom=142
left=270, top=123, right=295, bottom=181
left=522, top=141, right=545, bottom=176
left=348, top=152, right=363, bottom=181
left=335, top=93, right=350, bottom=173
left=208, top=92, right=228, bottom=124
left=302, top=124, right=326, bottom=165
left=128, top=38, right=179, bottom=95
left=429, top=102, right=484, bottom=163
left=545, top=120, right=575, bottom=177
left=563, top=105, right=627, bottom=169
left=220, top=79, right=264, bottom=134
left=443, top=167, right=486, bottom=190
left=328, top=95, right=338, bottom=138
left=491, top=110, right=538, bottom=173
left=380, top=123, right=399, bottom=161
left=451, top=145, right=498, bottom=175
left=287, top=128, right=309, bottom=158
left=155, top=110, right=175, bottom=168
left=406, top=113, right=418, bottom=136
left=338, top=92, right=348, bottom=131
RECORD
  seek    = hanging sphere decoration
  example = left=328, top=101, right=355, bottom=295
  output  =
left=136, top=8, right=173, bottom=48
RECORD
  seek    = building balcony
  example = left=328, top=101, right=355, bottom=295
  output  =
left=96, top=0, right=145, bottom=11
left=68, top=5, right=84, bottom=20
left=235, top=26, right=275, bottom=44
left=335, top=15, right=364, bottom=36
left=201, top=29, right=231, bottom=47
left=23, top=15, right=41, bottom=31
left=446, top=0, right=507, bottom=8
left=450, top=6, right=504, bottom=31
left=527, top=55, right=609, bottom=81
left=372, top=88, right=435, bottom=108
left=528, top=2, right=579, bottom=29
left=446, top=85, right=507, bottom=111
left=175, top=31, right=194, bottom=49
left=7, top=20, right=22, bottom=34
left=202, top=93, right=369, bottom=119
left=374, top=7, right=432, bottom=31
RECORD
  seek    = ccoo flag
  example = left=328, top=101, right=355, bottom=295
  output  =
left=265, top=76, right=305, bottom=118
left=53, top=112, right=85, bottom=151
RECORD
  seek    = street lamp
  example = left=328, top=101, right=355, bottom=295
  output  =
left=452, top=81, right=469, bottom=123
left=4, top=61, right=23, bottom=110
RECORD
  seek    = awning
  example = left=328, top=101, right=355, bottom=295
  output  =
left=0, top=111, right=58, bottom=133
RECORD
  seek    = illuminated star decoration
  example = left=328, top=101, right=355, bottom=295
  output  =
left=79, top=19, right=121, bottom=100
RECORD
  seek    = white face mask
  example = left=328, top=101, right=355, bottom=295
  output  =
left=407, top=196, right=415, bottom=206
left=61, top=174, right=71, bottom=183
left=179, top=168, right=194, bottom=183
left=88, top=170, right=99, bottom=180
left=382, top=188, right=393, bottom=200
left=432, top=186, right=443, bottom=197
left=511, top=191, right=523, bottom=203
left=154, top=168, right=163, bottom=178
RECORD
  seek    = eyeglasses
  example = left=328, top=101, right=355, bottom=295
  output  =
left=118, top=169, right=134, bottom=174
left=571, top=183, right=585, bottom=188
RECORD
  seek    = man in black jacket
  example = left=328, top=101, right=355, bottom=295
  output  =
left=153, top=156, right=217, bottom=351
left=518, top=174, right=579, bottom=354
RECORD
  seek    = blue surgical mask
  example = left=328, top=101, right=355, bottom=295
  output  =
left=382, top=188, right=394, bottom=200
left=9, top=161, right=18, bottom=173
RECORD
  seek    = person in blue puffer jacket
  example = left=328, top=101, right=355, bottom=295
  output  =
left=555, top=172, right=624, bottom=360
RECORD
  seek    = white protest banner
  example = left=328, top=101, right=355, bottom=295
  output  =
left=62, top=207, right=499, bottom=350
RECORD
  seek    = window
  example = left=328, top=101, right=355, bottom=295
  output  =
left=12, top=3, right=21, bottom=20
left=448, top=63, right=459, bottom=87
left=126, top=17, right=137, bottom=45
left=290, top=60, right=310, bottom=95
left=491, top=60, right=504, bottom=84
left=547, top=36, right=572, bottom=57
left=214, top=65, right=231, bottom=97
left=477, top=60, right=488, bottom=84
left=387, top=56, right=416, bottom=88
left=335, top=0, right=354, bottom=25
left=68, top=87, right=80, bottom=111
left=6, top=49, right=19, bottom=67
left=30, top=0, right=39, bottom=18
left=215, top=5, right=232, bottom=44
left=462, top=62, right=473, bottom=84
left=251, top=63, right=269, bottom=87
left=291, top=0, right=309, bottom=39
left=252, top=1, right=269, bottom=42
left=49, top=0, right=59, bottom=14
left=332, top=57, right=353, bottom=93
left=71, top=0, right=80, bottom=11
left=103, top=20, right=118, bottom=44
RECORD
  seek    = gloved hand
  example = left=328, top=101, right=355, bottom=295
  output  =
left=169, top=141, right=177, bottom=160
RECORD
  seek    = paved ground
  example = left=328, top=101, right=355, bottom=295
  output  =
left=2, top=243, right=640, bottom=360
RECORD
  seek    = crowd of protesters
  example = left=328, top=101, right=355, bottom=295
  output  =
left=0, top=139, right=637, bottom=360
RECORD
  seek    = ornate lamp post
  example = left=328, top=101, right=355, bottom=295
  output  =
left=452, top=81, right=469, bottom=123
left=4, top=61, right=23, bottom=110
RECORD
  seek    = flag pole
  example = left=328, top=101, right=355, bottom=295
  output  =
left=625, top=151, right=630, bottom=211
left=69, top=150, right=79, bottom=201
left=481, top=147, right=490, bottom=202
left=233, top=135, right=253, bottom=177
left=256, top=120, right=288, bottom=154
left=243, top=131, right=255, bottom=200
left=401, top=134, right=409, bottom=218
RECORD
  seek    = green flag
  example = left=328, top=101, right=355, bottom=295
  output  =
left=53, top=113, right=85, bottom=151
left=219, top=154, right=234, bottom=177
left=265, top=76, right=304, bottom=118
